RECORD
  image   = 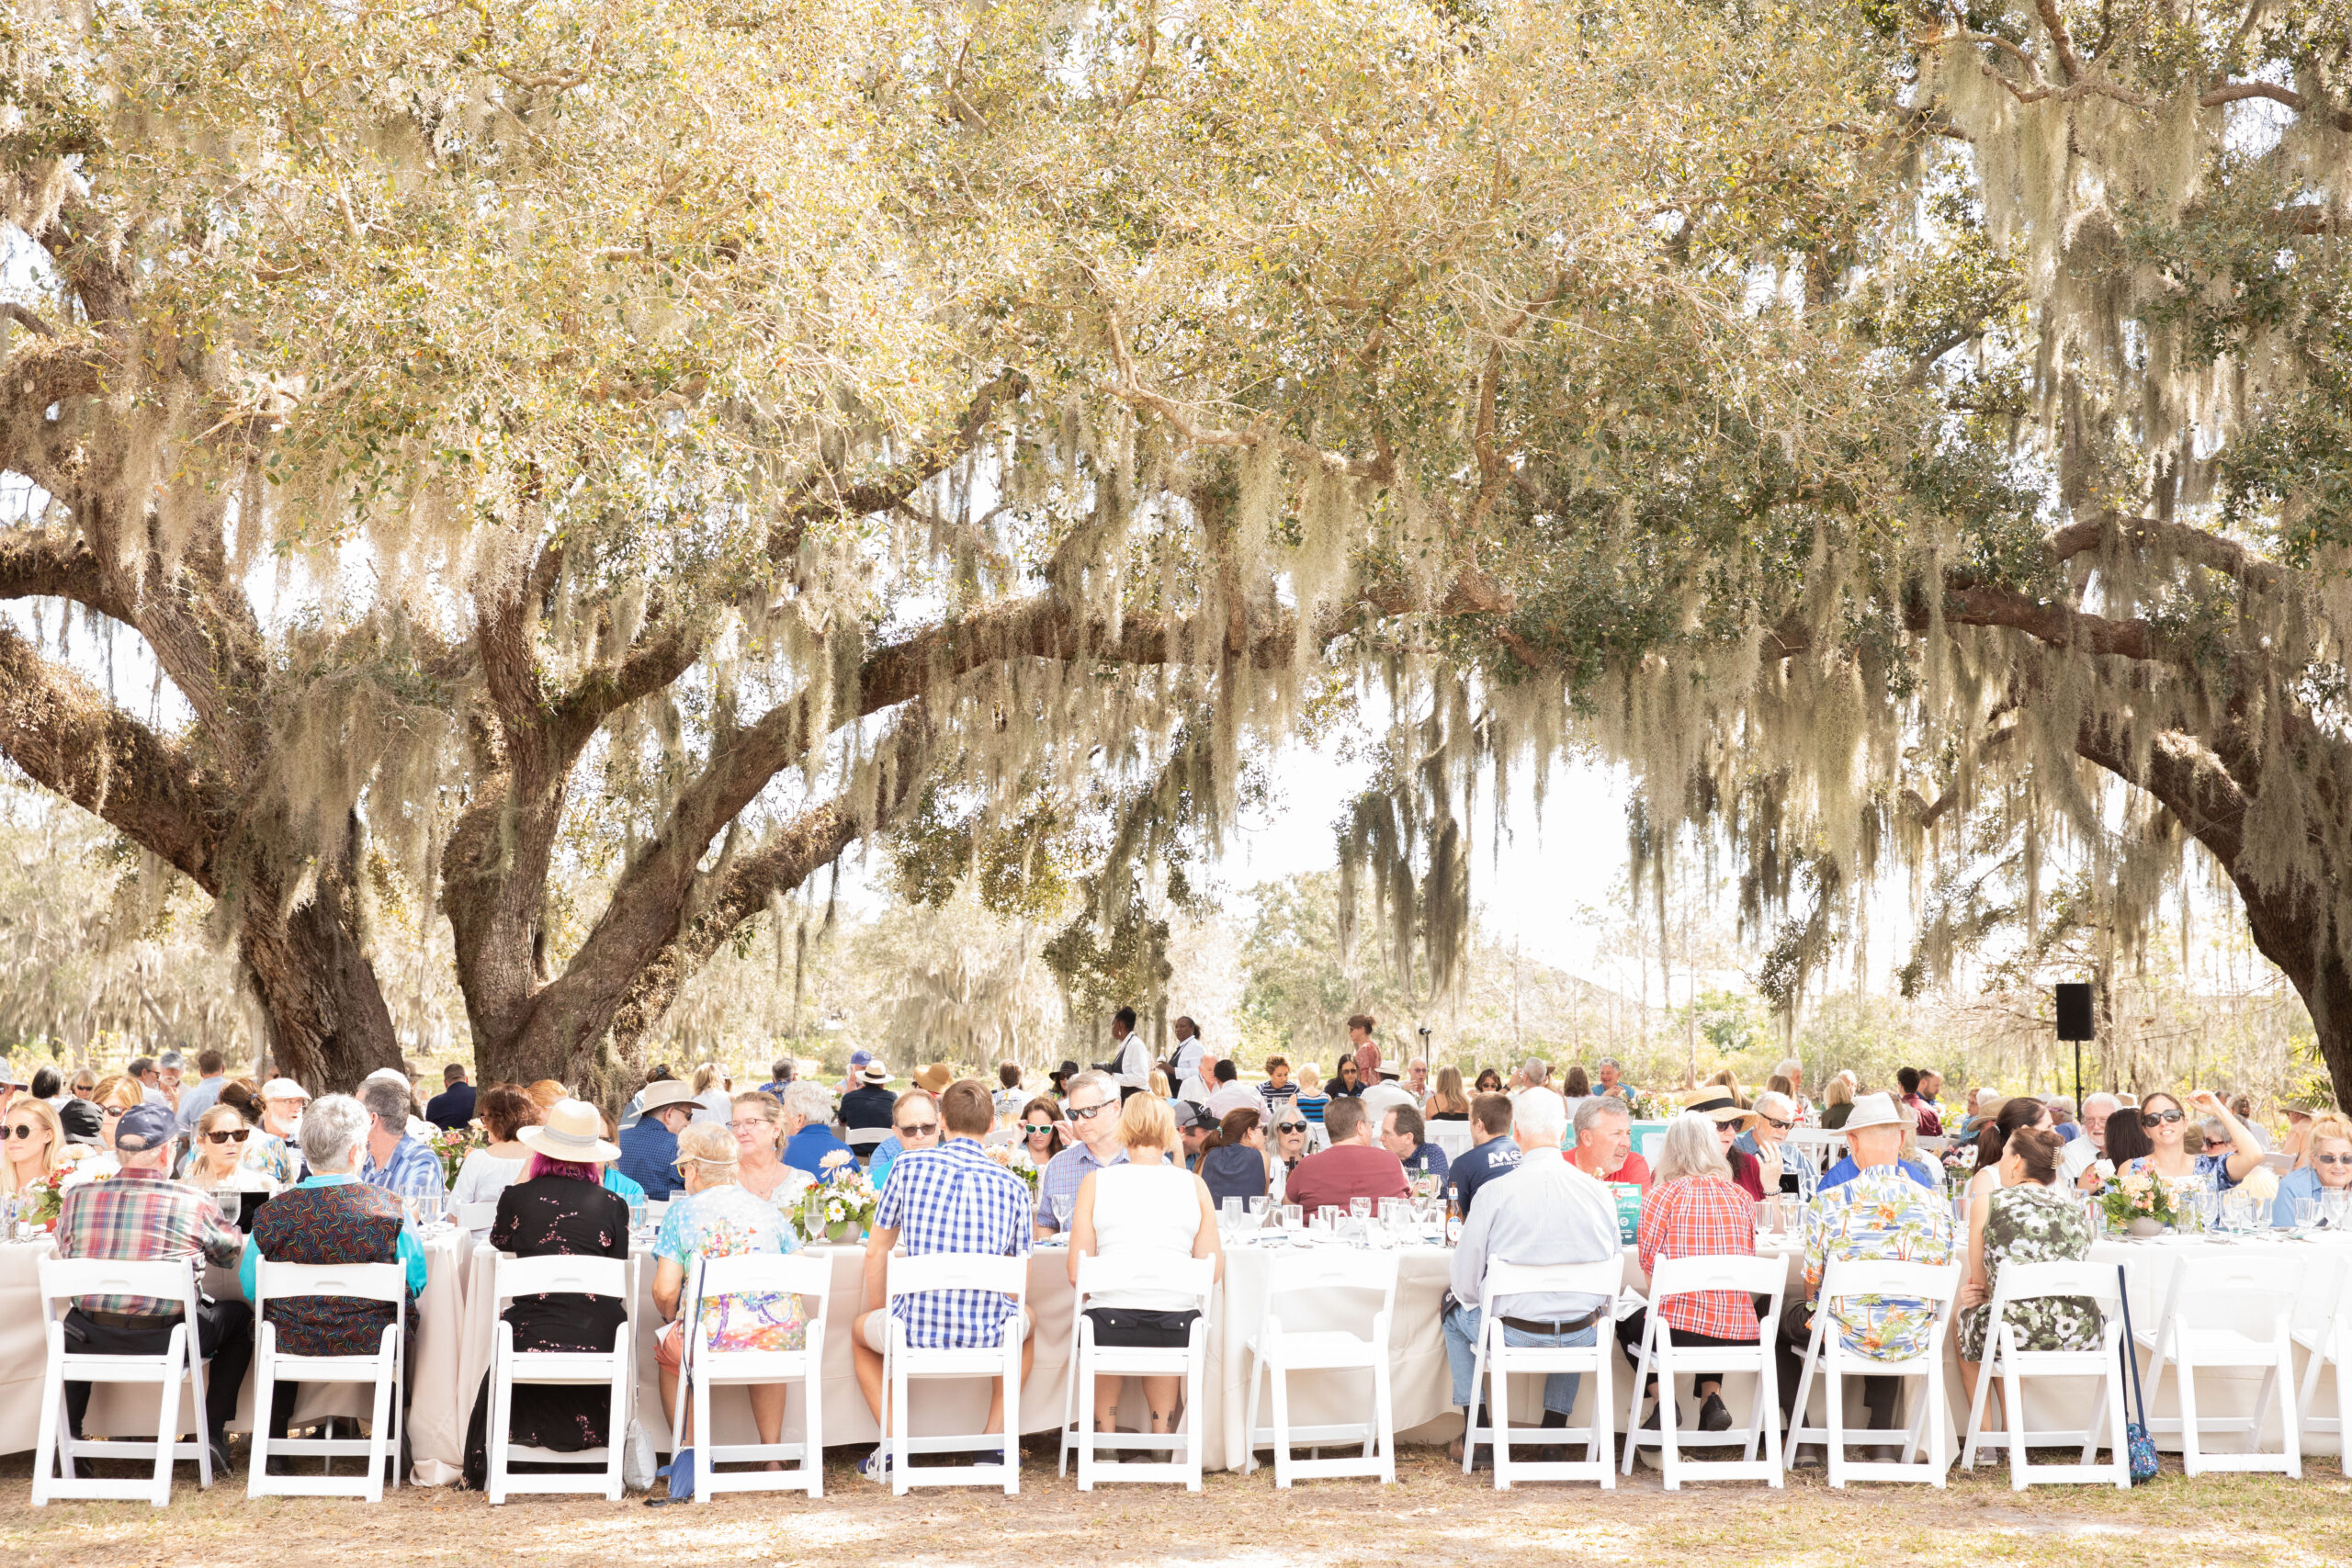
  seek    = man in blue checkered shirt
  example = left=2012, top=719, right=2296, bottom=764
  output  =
left=851, top=1077, right=1034, bottom=1482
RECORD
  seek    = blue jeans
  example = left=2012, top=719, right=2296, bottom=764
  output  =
left=1442, top=1303, right=1596, bottom=1416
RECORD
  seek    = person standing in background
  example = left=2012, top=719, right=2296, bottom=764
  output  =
left=1108, top=1006, right=1151, bottom=1100
left=1347, top=1015, right=1381, bottom=1082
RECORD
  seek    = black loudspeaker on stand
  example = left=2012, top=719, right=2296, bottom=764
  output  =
left=2055, top=981, right=2094, bottom=1108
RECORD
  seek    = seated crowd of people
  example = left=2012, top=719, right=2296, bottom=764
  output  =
left=0, top=1024, right=2338, bottom=1495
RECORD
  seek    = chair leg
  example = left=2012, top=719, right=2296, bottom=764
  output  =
left=1489, top=1351, right=1510, bottom=1492
left=188, top=1341, right=212, bottom=1493
left=486, top=1350, right=510, bottom=1506
left=605, top=1358, right=629, bottom=1503
left=1826, top=1356, right=1846, bottom=1490
left=1464, top=1337, right=1487, bottom=1478
left=1593, top=1348, right=1614, bottom=1492
left=1622, top=1326, right=1654, bottom=1478
left=1184, top=1337, right=1206, bottom=1493
left=1372, top=1351, right=1396, bottom=1484
left=1760, top=1354, right=1784, bottom=1486
left=693, top=1361, right=714, bottom=1505
left=1268, top=1359, right=1293, bottom=1489
left=1241, top=1347, right=1263, bottom=1478
left=2335, top=1337, right=2352, bottom=1481
left=2279, top=1345, right=2303, bottom=1480
left=805, top=1357, right=825, bottom=1499
left=1926, top=1361, right=1947, bottom=1488
left=888, top=1348, right=910, bottom=1497
left=1076, top=1347, right=1095, bottom=1492
left=2177, top=1348, right=2202, bottom=1477
left=148, top=1337, right=183, bottom=1508
left=1659, top=1358, right=1681, bottom=1492
left=366, top=1351, right=394, bottom=1504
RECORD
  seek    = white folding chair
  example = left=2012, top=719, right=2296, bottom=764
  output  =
left=1242, top=1247, right=1398, bottom=1486
left=1622, top=1254, right=1788, bottom=1488
left=30, top=1256, right=216, bottom=1506
left=456, top=1201, right=502, bottom=1234
left=246, top=1259, right=408, bottom=1500
left=1786, top=1130, right=1841, bottom=1174
left=668, top=1252, right=831, bottom=1500
left=1463, top=1257, right=1621, bottom=1490
left=1057, top=1254, right=1216, bottom=1490
left=1786, top=1259, right=1963, bottom=1488
left=485, top=1253, right=636, bottom=1504
left=2294, top=1253, right=2352, bottom=1475
left=1305, top=1124, right=1330, bottom=1154
left=1429, top=1123, right=1476, bottom=1162
left=844, top=1126, right=891, bottom=1160
left=2136, top=1253, right=2301, bottom=1477
left=882, top=1252, right=1028, bottom=1495
left=2261, top=1151, right=2295, bottom=1175
left=1959, top=1261, right=2129, bottom=1489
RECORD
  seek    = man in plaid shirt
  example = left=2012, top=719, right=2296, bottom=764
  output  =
left=356, top=1075, right=445, bottom=1206
left=52, top=1104, right=254, bottom=1464
left=851, top=1077, right=1034, bottom=1483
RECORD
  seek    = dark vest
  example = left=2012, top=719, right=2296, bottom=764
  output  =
left=251, top=1180, right=407, bottom=1357
left=1200, top=1144, right=1270, bottom=1208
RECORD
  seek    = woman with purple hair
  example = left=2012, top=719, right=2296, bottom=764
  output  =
left=460, top=1099, right=633, bottom=1490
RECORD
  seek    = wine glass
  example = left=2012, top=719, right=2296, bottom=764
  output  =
left=1247, top=1195, right=1270, bottom=1223
left=1049, top=1191, right=1074, bottom=1233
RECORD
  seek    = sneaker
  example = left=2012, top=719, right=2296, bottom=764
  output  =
left=1698, top=1393, right=1734, bottom=1434
left=859, top=1448, right=893, bottom=1485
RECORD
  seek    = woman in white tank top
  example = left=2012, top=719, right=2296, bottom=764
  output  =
left=1068, top=1095, right=1225, bottom=1441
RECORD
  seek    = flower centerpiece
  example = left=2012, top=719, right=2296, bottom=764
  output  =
left=1619, top=1087, right=1667, bottom=1122
left=17, top=1166, right=83, bottom=1233
left=2100, top=1167, right=2180, bottom=1235
left=427, top=1124, right=480, bottom=1189
left=792, top=1161, right=879, bottom=1245
left=984, top=1141, right=1042, bottom=1196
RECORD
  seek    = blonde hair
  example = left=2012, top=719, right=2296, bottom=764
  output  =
left=692, top=1061, right=721, bottom=1095
left=1117, top=1092, right=1177, bottom=1157
left=1, top=1099, right=66, bottom=1194
left=2303, top=1111, right=2352, bottom=1156
left=1824, top=1077, right=1855, bottom=1109
left=186, top=1103, right=249, bottom=1188
left=1430, top=1066, right=1469, bottom=1117
left=1656, top=1111, right=1733, bottom=1186
left=730, top=1090, right=785, bottom=1151
left=1148, top=1067, right=1171, bottom=1098
left=673, top=1122, right=740, bottom=1182
left=92, top=1074, right=141, bottom=1112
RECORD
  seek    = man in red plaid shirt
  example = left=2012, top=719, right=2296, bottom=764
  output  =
left=53, top=1103, right=253, bottom=1467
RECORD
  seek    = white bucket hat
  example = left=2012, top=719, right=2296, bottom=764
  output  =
left=517, top=1099, right=623, bottom=1164
left=1842, top=1091, right=1906, bottom=1132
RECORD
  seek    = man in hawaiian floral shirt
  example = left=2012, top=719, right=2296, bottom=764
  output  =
left=1780, top=1091, right=1953, bottom=1460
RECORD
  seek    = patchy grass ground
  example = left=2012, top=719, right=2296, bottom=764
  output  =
left=1, top=1442, right=2345, bottom=1568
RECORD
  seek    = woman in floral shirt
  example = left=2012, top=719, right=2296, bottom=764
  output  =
left=1955, top=1126, right=2099, bottom=1421
left=650, top=1122, right=808, bottom=1454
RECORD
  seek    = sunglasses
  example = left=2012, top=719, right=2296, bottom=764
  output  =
left=895, top=1122, right=939, bottom=1138
left=1760, top=1116, right=1793, bottom=1132
left=1068, top=1101, right=1113, bottom=1122
left=1022, top=1123, right=1054, bottom=1136
left=204, top=1127, right=251, bottom=1145
left=1275, top=1122, right=1307, bottom=1134
left=2142, top=1110, right=2185, bottom=1126
left=4, top=1123, right=44, bottom=1140
left=2314, top=1154, right=2352, bottom=1168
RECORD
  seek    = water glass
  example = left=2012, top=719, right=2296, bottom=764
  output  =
left=1317, top=1204, right=1341, bottom=1233
left=2293, top=1195, right=2318, bottom=1233
left=2323, top=1190, right=2352, bottom=1231
left=1282, top=1203, right=1303, bottom=1231
left=1378, top=1197, right=1406, bottom=1237
left=1248, top=1195, right=1270, bottom=1222
left=1350, top=1196, right=1373, bottom=1223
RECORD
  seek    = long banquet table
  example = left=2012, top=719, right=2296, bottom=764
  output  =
left=5, top=1224, right=2346, bottom=1481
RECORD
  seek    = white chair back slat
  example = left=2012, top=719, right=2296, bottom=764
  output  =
left=455, top=1200, right=501, bottom=1233
left=1816, top=1258, right=1963, bottom=1306
left=1073, top=1252, right=1215, bottom=1306
left=493, top=1253, right=629, bottom=1303
left=1648, top=1253, right=1787, bottom=1302
left=887, top=1250, right=1029, bottom=1299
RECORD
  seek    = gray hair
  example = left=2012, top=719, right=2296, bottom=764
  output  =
left=1521, top=1057, right=1551, bottom=1086
left=1774, top=1057, right=1803, bottom=1080
left=781, top=1080, right=833, bottom=1127
left=1512, top=1088, right=1567, bottom=1146
left=1573, top=1093, right=1631, bottom=1138
left=1066, top=1068, right=1120, bottom=1106
left=1657, top=1111, right=1734, bottom=1185
left=301, top=1093, right=371, bottom=1173
left=1753, top=1090, right=1795, bottom=1126
left=2084, top=1092, right=2121, bottom=1116
left=358, top=1077, right=412, bottom=1127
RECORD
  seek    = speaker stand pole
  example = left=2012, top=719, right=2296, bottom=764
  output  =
left=2073, top=1041, right=2083, bottom=1112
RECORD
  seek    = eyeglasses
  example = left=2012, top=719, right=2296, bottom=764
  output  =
left=1275, top=1122, right=1307, bottom=1134
left=2314, top=1154, right=2352, bottom=1168
left=1022, top=1123, right=1054, bottom=1136
left=2142, top=1110, right=2185, bottom=1126
left=3, top=1123, right=43, bottom=1140
left=203, top=1128, right=251, bottom=1145
left=729, top=1119, right=770, bottom=1133
left=895, top=1121, right=939, bottom=1138
left=1068, top=1101, right=1113, bottom=1122
left=100, top=1105, right=127, bottom=1118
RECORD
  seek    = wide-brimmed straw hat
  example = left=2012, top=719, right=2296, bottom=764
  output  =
left=1688, top=1095, right=1758, bottom=1128
left=912, top=1063, right=953, bottom=1094
left=516, top=1099, right=623, bottom=1163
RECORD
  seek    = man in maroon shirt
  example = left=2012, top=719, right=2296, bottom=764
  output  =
left=1283, top=1096, right=1410, bottom=1214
